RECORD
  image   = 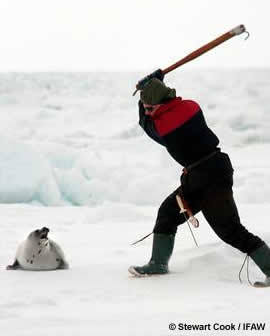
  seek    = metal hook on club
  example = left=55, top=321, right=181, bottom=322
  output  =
left=243, top=30, right=250, bottom=40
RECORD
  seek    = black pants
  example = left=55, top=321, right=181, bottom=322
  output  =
left=153, top=152, right=264, bottom=254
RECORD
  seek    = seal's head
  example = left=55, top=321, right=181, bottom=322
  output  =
left=28, top=227, right=50, bottom=243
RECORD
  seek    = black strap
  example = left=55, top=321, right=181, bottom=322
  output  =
left=239, top=254, right=253, bottom=286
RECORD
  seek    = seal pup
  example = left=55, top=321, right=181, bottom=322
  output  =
left=7, top=227, right=69, bottom=271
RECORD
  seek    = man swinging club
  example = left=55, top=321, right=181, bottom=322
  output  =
left=128, top=25, right=270, bottom=287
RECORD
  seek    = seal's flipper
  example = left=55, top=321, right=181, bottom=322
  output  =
left=58, top=258, right=69, bottom=269
left=6, top=260, right=20, bottom=270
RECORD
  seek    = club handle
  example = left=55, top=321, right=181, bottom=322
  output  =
left=162, top=24, right=247, bottom=75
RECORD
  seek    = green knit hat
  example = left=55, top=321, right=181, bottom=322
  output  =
left=140, top=78, right=176, bottom=105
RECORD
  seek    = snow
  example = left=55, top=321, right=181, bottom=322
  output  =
left=0, top=70, right=270, bottom=335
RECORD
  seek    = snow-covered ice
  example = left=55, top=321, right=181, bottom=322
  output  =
left=0, top=70, right=270, bottom=335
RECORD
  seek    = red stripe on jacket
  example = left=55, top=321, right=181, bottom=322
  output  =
left=150, top=97, right=201, bottom=136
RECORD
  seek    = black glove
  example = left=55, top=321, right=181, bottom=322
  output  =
left=136, top=69, right=164, bottom=91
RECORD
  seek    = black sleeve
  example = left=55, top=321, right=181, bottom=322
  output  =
left=138, top=101, right=166, bottom=146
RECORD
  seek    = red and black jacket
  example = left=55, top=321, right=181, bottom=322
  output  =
left=138, top=97, right=219, bottom=167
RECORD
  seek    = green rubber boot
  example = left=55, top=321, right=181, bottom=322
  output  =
left=129, top=234, right=175, bottom=276
left=250, top=244, right=270, bottom=287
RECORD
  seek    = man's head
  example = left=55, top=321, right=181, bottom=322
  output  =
left=140, top=78, right=176, bottom=105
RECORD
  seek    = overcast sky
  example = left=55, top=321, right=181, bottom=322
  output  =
left=0, top=0, right=269, bottom=71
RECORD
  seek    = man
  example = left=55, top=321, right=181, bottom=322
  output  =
left=129, top=72, right=270, bottom=286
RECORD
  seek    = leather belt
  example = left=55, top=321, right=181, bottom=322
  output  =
left=183, top=150, right=219, bottom=175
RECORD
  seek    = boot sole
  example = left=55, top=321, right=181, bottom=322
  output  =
left=128, top=266, right=148, bottom=277
left=128, top=266, right=168, bottom=277
left=253, top=281, right=270, bottom=288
